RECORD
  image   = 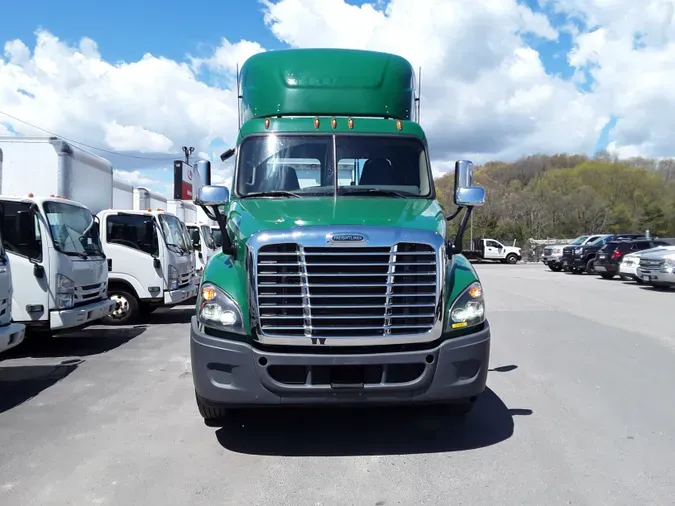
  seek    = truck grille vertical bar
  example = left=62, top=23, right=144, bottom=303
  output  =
left=298, top=245, right=312, bottom=338
left=383, top=244, right=397, bottom=336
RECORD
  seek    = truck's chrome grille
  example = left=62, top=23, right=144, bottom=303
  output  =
left=255, top=243, right=438, bottom=339
left=640, top=258, right=664, bottom=268
left=74, top=282, right=107, bottom=308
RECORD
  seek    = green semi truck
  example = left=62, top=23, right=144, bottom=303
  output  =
left=190, top=48, right=490, bottom=423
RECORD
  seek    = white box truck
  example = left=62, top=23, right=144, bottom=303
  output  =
left=0, top=206, right=26, bottom=354
left=0, top=136, right=115, bottom=336
left=96, top=181, right=198, bottom=324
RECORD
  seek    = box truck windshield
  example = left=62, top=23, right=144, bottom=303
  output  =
left=158, top=214, right=188, bottom=255
left=44, top=201, right=104, bottom=257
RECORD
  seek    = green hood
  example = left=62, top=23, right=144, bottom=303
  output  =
left=227, top=196, right=446, bottom=242
left=202, top=196, right=478, bottom=336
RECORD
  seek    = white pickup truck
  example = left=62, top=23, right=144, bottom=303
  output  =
left=464, top=238, right=522, bottom=264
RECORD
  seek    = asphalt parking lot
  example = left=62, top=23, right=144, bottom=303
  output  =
left=1, top=264, right=674, bottom=505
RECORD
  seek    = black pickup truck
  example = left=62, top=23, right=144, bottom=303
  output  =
left=561, top=233, right=646, bottom=274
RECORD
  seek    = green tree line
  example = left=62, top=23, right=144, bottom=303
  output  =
left=434, top=153, right=675, bottom=244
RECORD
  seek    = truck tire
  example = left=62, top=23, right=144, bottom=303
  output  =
left=505, top=253, right=518, bottom=264
left=585, top=258, right=596, bottom=274
left=196, top=391, right=242, bottom=426
left=102, top=289, right=139, bottom=325
left=549, top=264, right=562, bottom=272
left=600, top=273, right=615, bottom=280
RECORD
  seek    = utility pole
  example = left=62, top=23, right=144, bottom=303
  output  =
left=182, top=146, right=195, bottom=165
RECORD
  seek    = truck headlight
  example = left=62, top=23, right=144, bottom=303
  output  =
left=663, top=258, right=675, bottom=270
left=168, top=265, right=179, bottom=290
left=448, top=281, right=485, bottom=330
left=56, top=274, right=75, bottom=309
left=574, top=247, right=583, bottom=255
left=197, top=283, right=245, bottom=335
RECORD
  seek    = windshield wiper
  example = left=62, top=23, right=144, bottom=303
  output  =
left=240, top=190, right=301, bottom=199
left=338, top=188, right=413, bottom=198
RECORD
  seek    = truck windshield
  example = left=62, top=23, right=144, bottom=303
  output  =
left=569, top=235, right=589, bottom=245
left=179, top=221, right=194, bottom=252
left=211, top=228, right=222, bottom=247
left=201, top=225, right=216, bottom=249
left=158, top=214, right=188, bottom=254
left=235, top=134, right=432, bottom=198
left=43, top=201, right=104, bottom=258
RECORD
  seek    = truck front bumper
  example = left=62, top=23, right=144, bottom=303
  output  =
left=542, top=255, right=562, bottom=266
left=50, top=298, right=116, bottom=330
left=0, top=322, right=26, bottom=354
left=637, top=267, right=675, bottom=286
left=190, top=317, right=491, bottom=407
left=164, top=283, right=199, bottom=305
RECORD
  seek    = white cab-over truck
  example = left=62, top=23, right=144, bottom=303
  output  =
left=167, top=199, right=216, bottom=279
left=98, top=181, right=198, bottom=324
left=0, top=214, right=26, bottom=354
left=0, top=136, right=116, bottom=335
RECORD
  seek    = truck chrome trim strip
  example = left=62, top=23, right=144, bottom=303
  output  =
left=247, top=225, right=445, bottom=347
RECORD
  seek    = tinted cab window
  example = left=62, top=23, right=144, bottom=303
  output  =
left=106, top=214, right=158, bottom=256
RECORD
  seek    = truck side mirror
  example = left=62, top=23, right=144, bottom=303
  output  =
left=195, top=185, right=237, bottom=259
left=454, top=160, right=486, bottom=207
left=195, top=185, right=230, bottom=206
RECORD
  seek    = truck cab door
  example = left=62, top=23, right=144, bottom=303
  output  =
left=1, top=201, right=49, bottom=324
left=484, top=240, right=502, bottom=259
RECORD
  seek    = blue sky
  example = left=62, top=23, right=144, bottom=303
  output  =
left=0, top=0, right=618, bottom=193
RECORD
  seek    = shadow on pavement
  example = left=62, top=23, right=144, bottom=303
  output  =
left=3, top=325, right=147, bottom=359
left=146, top=307, right=194, bottom=325
left=215, top=388, right=531, bottom=457
left=0, top=360, right=80, bottom=414
left=638, top=285, right=673, bottom=292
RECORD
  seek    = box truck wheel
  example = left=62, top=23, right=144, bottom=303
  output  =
left=103, top=289, right=139, bottom=325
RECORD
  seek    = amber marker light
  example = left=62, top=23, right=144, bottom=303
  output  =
left=331, top=117, right=337, bottom=129
left=314, top=117, right=320, bottom=128
left=202, top=285, right=217, bottom=301
left=468, top=284, right=483, bottom=299
left=348, top=118, right=354, bottom=129
left=396, top=120, right=403, bottom=131
left=264, top=118, right=271, bottom=129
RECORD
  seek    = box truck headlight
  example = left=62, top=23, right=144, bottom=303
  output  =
left=56, top=274, right=75, bottom=309
left=198, top=283, right=245, bottom=335
left=168, top=265, right=179, bottom=290
left=448, top=281, right=485, bottom=330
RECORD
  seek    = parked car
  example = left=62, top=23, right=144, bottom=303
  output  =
left=562, top=233, right=646, bottom=274
left=620, top=245, right=675, bottom=283
left=594, top=239, right=669, bottom=279
left=542, top=234, right=604, bottom=272
left=636, top=249, right=675, bottom=289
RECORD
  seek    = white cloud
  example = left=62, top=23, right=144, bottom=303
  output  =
left=113, top=169, right=160, bottom=187
left=261, top=0, right=602, bottom=163
left=190, top=38, right=265, bottom=75
left=2, top=0, right=675, bottom=182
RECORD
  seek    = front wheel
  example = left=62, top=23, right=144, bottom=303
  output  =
left=600, top=273, right=615, bottom=280
left=585, top=259, right=596, bottom=274
left=549, top=264, right=563, bottom=272
left=505, top=254, right=518, bottom=264
left=196, top=391, right=243, bottom=426
left=102, top=289, right=139, bottom=325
